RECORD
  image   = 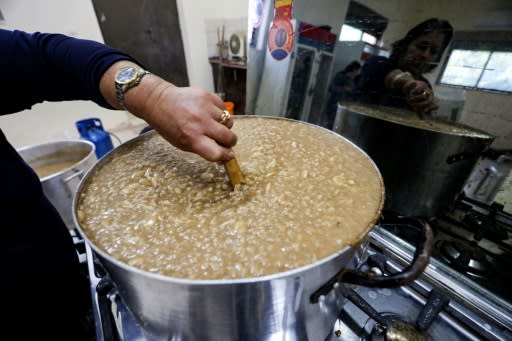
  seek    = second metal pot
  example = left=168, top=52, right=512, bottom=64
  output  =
left=17, top=139, right=96, bottom=228
left=334, top=104, right=494, bottom=217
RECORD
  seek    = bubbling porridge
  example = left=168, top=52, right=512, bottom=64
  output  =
left=76, top=117, right=384, bottom=280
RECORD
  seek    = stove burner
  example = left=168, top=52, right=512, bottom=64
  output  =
left=360, top=313, right=426, bottom=341
left=437, top=240, right=493, bottom=278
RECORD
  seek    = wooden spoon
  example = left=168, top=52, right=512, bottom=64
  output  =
left=224, top=157, right=244, bottom=186
left=218, top=109, right=244, bottom=186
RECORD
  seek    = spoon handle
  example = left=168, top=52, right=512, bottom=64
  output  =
left=224, top=157, right=244, bottom=186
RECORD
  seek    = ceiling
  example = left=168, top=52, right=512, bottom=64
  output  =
left=345, top=0, right=388, bottom=40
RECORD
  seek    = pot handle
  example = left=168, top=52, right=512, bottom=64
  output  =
left=63, top=168, right=84, bottom=183
left=446, top=151, right=481, bottom=164
left=310, top=217, right=433, bottom=303
left=62, top=168, right=84, bottom=194
left=446, top=148, right=508, bottom=164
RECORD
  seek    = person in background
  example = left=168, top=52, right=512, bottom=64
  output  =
left=0, top=28, right=237, bottom=340
left=355, top=18, right=453, bottom=114
left=324, top=60, right=362, bottom=129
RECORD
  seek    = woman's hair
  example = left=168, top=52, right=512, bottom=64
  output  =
left=343, top=60, right=362, bottom=74
left=389, top=18, right=453, bottom=72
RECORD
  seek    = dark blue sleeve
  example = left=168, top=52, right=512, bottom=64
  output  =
left=355, top=56, right=393, bottom=101
left=354, top=56, right=409, bottom=109
left=328, top=72, right=349, bottom=94
left=0, top=29, right=139, bottom=115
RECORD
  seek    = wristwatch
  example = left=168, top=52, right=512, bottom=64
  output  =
left=114, top=66, right=151, bottom=109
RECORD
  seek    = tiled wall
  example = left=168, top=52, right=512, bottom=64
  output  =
left=459, top=90, right=512, bottom=149
left=455, top=89, right=512, bottom=213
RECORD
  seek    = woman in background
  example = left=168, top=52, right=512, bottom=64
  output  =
left=355, top=18, right=453, bottom=114
left=324, top=60, right=361, bottom=129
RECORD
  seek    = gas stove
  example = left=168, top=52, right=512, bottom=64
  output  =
left=76, top=198, right=512, bottom=341
left=327, top=227, right=512, bottom=341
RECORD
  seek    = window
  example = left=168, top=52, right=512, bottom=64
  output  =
left=362, top=32, right=377, bottom=45
left=439, top=40, right=512, bottom=93
left=479, top=52, right=512, bottom=92
left=339, top=24, right=378, bottom=45
left=339, top=24, right=362, bottom=41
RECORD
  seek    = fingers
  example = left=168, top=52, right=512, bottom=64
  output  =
left=409, top=89, right=432, bottom=103
left=403, top=80, right=436, bottom=114
left=212, top=109, right=234, bottom=129
left=179, top=111, right=237, bottom=161
left=210, top=118, right=237, bottom=147
left=409, top=96, right=437, bottom=114
left=192, top=135, right=235, bottom=162
left=141, top=86, right=238, bottom=162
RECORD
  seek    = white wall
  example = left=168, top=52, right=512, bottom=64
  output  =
left=0, top=0, right=103, bottom=40
left=177, top=0, right=248, bottom=90
left=0, top=0, right=249, bottom=149
left=0, top=0, right=144, bottom=149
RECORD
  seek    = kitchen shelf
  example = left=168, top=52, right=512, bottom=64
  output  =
left=209, top=57, right=247, bottom=69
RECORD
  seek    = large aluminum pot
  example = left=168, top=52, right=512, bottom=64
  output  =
left=18, top=139, right=96, bottom=228
left=334, top=104, right=495, bottom=217
left=73, top=116, right=432, bottom=341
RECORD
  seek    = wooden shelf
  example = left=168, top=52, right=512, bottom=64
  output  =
left=209, top=57, right=247, bottom=70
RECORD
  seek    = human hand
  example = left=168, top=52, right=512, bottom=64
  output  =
left=100, top=61, right=237, bottom=162
left=403, top=80, right=438, bottom=114
left=140, top=85, right=237, bottom=162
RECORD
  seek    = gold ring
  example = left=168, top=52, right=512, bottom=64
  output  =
left=219, top=110, right=231, bottom=125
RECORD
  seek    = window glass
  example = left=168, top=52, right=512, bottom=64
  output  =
left=440, top=47, right=512, bottom=93
left=440, top=49, right=490, bottom=87
left=362, top=32, right=377, bottom=45
left=478, top=52, right=512, bottom=92
left=339, top=24, right=362, bottom=41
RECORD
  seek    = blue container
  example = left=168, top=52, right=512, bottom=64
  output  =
left=75, top=118, right=114, bottom=158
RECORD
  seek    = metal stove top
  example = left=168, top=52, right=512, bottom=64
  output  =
left=381, top=197, right=512, bottom=311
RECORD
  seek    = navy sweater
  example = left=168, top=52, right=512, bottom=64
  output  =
left=355, top=56, right=432, bottom=109
left=0, top=29, right=135, bottom=339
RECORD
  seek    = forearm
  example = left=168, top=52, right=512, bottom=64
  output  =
left=99, top=60, right=170, bottom=122
left=384, top=69, right=416, bottom=94
left=99, top=60, right=236, bottom=162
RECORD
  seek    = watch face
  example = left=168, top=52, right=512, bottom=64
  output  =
left=116, top=67, right=137, bottom=84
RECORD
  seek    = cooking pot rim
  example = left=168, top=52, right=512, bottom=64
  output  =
left=340, top=103, right=494, bottom=140
left=73, top=115, right=385, bottom=284
left=17, top=139, right=96, bottom=180
left=84, top=236, right=357, bottom=285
